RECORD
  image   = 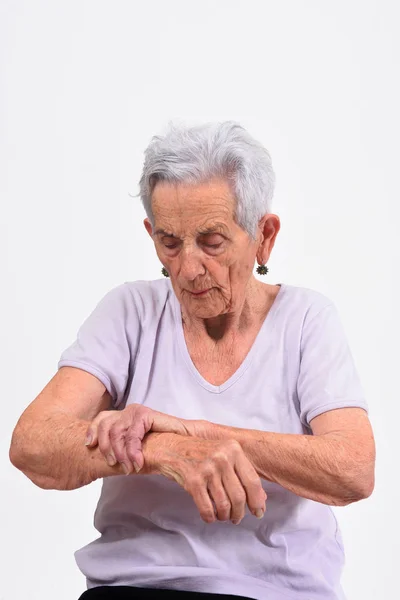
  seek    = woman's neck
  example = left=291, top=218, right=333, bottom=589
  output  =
left=181, top=278, right=278, bottom=342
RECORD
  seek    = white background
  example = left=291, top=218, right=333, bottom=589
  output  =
left=1, top=1, right=399, bottom=599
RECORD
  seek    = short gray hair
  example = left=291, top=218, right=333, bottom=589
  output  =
left=137, top=120, right=275, bottom=239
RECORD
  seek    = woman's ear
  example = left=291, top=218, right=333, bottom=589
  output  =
left=257, top=214, right=281, bottom=263
left=144, top=218, right=153, bottom=237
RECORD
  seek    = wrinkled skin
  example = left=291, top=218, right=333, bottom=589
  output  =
left=86, top=404, right=267, bottom=523
left=86, top=177, right=280, bottom=523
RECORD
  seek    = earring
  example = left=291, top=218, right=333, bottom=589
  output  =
left=161, top=266, right=169, bottom=277
left=256, top=264, right=269, bottom=275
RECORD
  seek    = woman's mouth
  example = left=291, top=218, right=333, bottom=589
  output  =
left=190, top=288, right=211, bottom=296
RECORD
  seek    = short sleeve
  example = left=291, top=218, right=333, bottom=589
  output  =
left=297, top=302, right=368, bottom=427
left=58, top=283, right=140, bottom=408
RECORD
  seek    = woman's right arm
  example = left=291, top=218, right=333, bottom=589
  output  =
left=9, top=366, right=127, bottom=490
left=10, top=366, right=266, bottom=522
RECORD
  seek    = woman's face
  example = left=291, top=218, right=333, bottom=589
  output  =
left=145, top=177, right=277, bottom=319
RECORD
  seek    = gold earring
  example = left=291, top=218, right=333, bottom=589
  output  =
left=161, top=267, right=169, bottom=277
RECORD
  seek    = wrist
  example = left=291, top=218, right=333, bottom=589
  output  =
left=185, top=419, right=221, bottom=440
left=89, top=446, right=125, bottom=481
left=141, top=431, right=180, bottom=475
left=203, top=422, right=248, bottom=445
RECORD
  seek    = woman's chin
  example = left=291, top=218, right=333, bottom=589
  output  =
left=184, top=298, right=225, bottom=319
left=194, top=309, right=220, bottom=319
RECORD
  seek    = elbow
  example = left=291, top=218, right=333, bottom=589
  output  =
left=349, top=471, right=375, bottom=503
left=323, top=444, right=376, bottom=507
left=9, top=431, right=65, bottom=491
left=327, top=479, right=374, bottom=507
left=11, top=460, right=67, bottom=491
left=349, top=446, right=376, bottom=502
left=9, top=430, right=36, bottom=477
left=335, top=464, right=375, bottom=506
left=356, top=469, right=375, bottom=500
left=336, top=481, right=374, bottom=507
left=9, top=446, right=57, bottom=490
left=333, top=436, right=376, bottom=506
left=9, top=429, right=27, bottom=471
left=23, top=471, right=64, bottom=491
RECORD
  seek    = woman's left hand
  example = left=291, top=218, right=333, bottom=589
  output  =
left=85, top=404, right=205, bottom=475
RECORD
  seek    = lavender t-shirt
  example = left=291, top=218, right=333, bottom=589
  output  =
left=58, top=279, right=368, bottom=600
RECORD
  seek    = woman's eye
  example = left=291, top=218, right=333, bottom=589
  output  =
left=162, top=238, right=179, bottom=249
left=201, top=235, right=224, bottom=249
left=205, top=243, right=222, bottom=249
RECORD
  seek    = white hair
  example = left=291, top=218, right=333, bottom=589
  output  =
left=137, top=120, right=275, bottom=239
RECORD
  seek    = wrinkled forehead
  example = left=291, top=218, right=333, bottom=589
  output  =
left=151, top=179, right=238, bottom=235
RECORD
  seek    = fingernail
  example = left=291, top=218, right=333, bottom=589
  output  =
left=85, top=434, right=92, bottom=446
left=133, top=461, right=141, bottom=473
left=232, top=519, right=241, bottom=525
left=121, top=463, right=131, bottom=475
left=107, top=454, right=116, bottom=466
left=255, top=508, right=264, bottom=519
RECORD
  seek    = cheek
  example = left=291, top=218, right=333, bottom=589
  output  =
left=239, top=246, right=256, bottom=272
left=228, top=250, right=254, bottom=275
left=207, top=258, right=232, bottom=286
left=226, top=256, right=255, bottom=291
left=241, top=256, right=255, bottom=275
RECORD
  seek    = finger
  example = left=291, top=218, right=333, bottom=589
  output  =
left=85, top=416, right=103, bottom=447
left=188, top=475, right=216, bottom=524
left=97, top=418, right=120, bottom=468
left=124, top=429, right=145, bottom=471
left=207, top=476, right=231, bottom=522
left=235, top=453, right=267, bottom=518
left=123, top=415, right=149, bottom=471
left=221, top=467, right=247, bottom=524
left=109, top=423, right=137, bottom=474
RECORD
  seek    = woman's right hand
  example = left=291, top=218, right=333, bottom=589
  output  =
left=143, top=433, right=267, bottom=525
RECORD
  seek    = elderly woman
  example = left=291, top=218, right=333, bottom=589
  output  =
left=10, top=121, right=375, bottom=600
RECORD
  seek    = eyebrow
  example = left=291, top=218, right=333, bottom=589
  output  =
left=197, top=225, right=227, bottom=235
left=153, top=225, right=227, bottom=237
left=153, top=228, right=176, bottom=236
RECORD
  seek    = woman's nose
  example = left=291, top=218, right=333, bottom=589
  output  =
left=179, top=246, right=206, bottom=281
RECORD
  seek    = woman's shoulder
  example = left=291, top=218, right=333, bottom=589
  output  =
left=278, top=282, right=336, bottom=322
left=110, top=278, right=174, bottom=322
left=123, top=277, right=172, bottom=300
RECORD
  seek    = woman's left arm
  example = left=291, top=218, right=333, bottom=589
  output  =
left=86, top=404, right=375, bottom=505
left=190, top=407, right=375, bottom=506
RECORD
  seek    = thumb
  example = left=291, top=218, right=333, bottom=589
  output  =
left=151, top=413, right=187, bottom=435
left=85, top=421, right=99, bottom=447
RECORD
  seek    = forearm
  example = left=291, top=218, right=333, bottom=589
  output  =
left=9, top=413, right=126, bottom=490
left=201, top=423, right=374, bottom=506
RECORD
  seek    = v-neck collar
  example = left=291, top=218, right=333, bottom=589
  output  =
left=170, top=282, right=286, bottom=394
